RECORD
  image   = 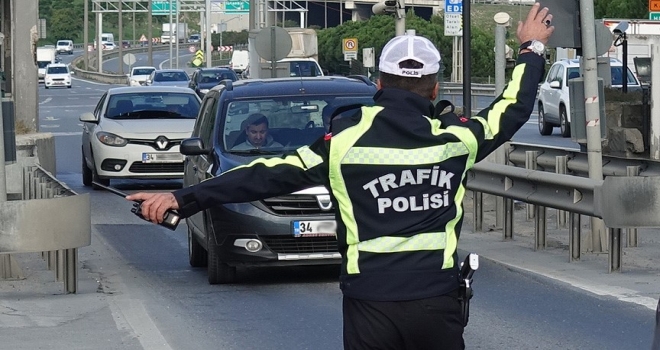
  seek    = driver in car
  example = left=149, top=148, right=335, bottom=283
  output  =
left=232, top=113, right=283, bottom=150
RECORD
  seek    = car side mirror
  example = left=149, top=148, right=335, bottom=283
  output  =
left=180, top=137, right=211, bottom=155
left=79, top=112, right=98, bottom=123
left=549, top=81, right=561, bottom=89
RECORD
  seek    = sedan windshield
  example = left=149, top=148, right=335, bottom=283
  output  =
left=106, top=92, right=201, bottom=119
left=132, top=68, right=155, bottom=76
left=222, top=95, right=374, bottom=152
left=199, top=71, right=237, bottom=83
left=155, top=71, right=189, bottom=82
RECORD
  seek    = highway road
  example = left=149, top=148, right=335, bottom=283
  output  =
left=33, top=52, right=655, bottom=349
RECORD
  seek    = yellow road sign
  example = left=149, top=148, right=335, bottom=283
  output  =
left=343, top=38, right=358, bottom=53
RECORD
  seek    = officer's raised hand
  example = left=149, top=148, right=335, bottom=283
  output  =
left=517, top=2, right=555, bottom=46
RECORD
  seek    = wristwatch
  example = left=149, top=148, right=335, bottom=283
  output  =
left=519, top=40, right=545, bottom=56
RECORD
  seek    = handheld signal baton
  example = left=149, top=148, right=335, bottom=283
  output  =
left=92, top=182, right=181, bottom=231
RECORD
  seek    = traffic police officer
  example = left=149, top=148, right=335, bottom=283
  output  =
left=128, top=3, right=554, bottom=349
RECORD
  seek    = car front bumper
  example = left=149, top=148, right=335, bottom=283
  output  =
left=203, top=201, right=340, bottom=267
left=91, top=140, right=185, bottom=180
left=45, top=79, right=71, bottom=88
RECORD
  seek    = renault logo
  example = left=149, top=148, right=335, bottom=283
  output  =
left=316, top=194, right=333, bottom=211
left=155, top=136, right=169, bottom=150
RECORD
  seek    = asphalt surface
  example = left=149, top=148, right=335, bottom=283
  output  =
left=2, top=186, right=660, bottom=349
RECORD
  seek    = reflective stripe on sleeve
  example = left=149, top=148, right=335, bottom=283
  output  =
left=297, top=146, right=324, bottom=169
left=482, top=62, right=526, bottom=137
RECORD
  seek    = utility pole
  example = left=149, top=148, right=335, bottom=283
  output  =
left=169, top=0, right=173, bottom=69
left=206, top=0, right=212, bottom=68
left=494, top=12, right=510, bottom=229
left=395, top=0, right=405, bottom=36
left=118, top=2, right=124, bottom=75
left=148, top=0, right=154, bottom=67
left=462, top=0, right=471, bottom=116
left=579, top=0, right=606, bottom=252
left=84, top=0, right=88, bottom=70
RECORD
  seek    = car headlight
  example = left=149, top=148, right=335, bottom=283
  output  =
left=199, top=89, right=209, bottom=94
left=96, top=131, right=128, bottom=147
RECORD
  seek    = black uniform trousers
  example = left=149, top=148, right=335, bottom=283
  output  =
left=343, top=290, right=465, bottom=350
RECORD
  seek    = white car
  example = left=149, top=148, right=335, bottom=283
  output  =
left=127, top=66, right=157, bottom=86
left=80, top=86, right=202, bottom=188
left=537, top=58, right=642, bottom=137
left=56, top=40, right=74, bottom=55
left=101, top=41, right=116, bottom=51
left=44, top=63, right=72, bottom=89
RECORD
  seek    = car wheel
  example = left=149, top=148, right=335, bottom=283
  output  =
left=67, top=85, right=72, bottom=89
left=82, top=149, right=92, bottom=187
left=91, top=157, right=110, bottom=190
left=207, top=244, right=236, bottom=284
left=205, top=215, right=236, bottom=284
left=560, top=106, right=571, bottom=138
left=188, top=223, right=207, bottom=268
left=537, top=104, right=553, bottom=136
left=44, top=86, right=49, bottom=89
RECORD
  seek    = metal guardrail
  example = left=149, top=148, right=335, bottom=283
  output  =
left=467, top=142, right=660, bottom=273
left=71, top=45, right=171, bottom=84
left=0, top=165, right=91, bottom=293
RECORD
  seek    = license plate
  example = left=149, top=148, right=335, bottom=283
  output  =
left=142, top=152, right=183, bottom=163
left=292, top=220, right=337, bottom=237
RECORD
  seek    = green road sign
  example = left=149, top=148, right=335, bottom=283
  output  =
left=152, top=1, right=177, bottom=16
left=225, top=0, right=249, bottom=13
left=651, top=12, right=660, bottom=20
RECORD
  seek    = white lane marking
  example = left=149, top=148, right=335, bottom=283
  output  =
left=108, top=298, right=174, bottom=350
left=39, top=97, right=52, bottom=105
left=39, top=124, right=59, bottom=128
left=44, top=116, right=60, bottom=121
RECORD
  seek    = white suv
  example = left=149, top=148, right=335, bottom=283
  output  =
left=537, top=58, right=641, bottom=137
left=56, top=40, right=74, bottom=55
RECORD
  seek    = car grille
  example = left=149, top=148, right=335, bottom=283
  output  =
left=128, top=139, right=181, bottom=151
left=261, top=194, right=332, bottom=215
left=261, top=236, right=338, bottom=254
left=52, top=78, right=65, bottom=81
left=128, top=162, right=183, bottom=173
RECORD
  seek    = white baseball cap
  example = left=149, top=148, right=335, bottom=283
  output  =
left=378, top=33, right=441, bottom=78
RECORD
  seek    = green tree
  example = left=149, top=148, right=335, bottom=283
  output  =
left=49, top=6, right=84, bottom=41
left=595, top=0, right=648, bottom=19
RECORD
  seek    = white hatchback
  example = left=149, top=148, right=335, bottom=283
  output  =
left=80, top=86, right=202, bottom=188
left=537, top=58, right=642, bottom=137
left=44, top=63, right=72, bottom=89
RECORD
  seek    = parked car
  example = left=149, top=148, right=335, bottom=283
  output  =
left=180, top=76, right=377, bottom=284
left=44, top=63, right=72, bottom=89
left=146, top=69, right=190, bottom=87
left=127, top=66, right=157, bottom=86
left=80, top=86, right=202, bottom=188
left=537, top=58, right=642, bottom=137
left=56, top=40, right=74, bottom=55
left=188, top=67, right=238, bottom=98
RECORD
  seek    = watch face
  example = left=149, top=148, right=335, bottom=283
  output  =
left=532, top=41, right=545, bottom=52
